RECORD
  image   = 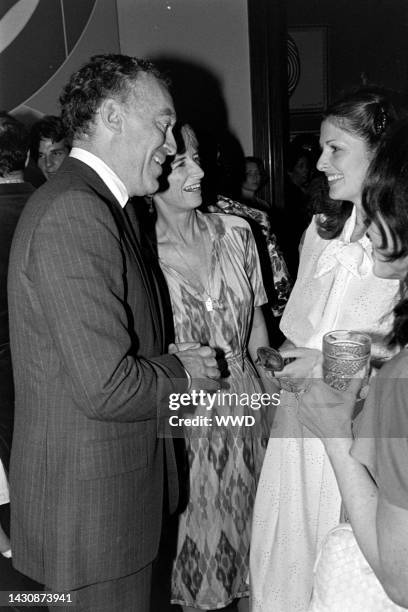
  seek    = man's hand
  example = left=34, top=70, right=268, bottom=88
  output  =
left=169, top=342, right=221, bottom=392
left=168, top=342, right=200, bottom=354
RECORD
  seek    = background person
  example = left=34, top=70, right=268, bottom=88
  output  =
left=250, top=86, right=407, bottom=612
left=279, top=142, right=314, bottom=279
left=240, top=156, right=270, bottom=213
left=29, top=115, right=70, bottom=180
left=0, top=111, right=33, bottom=563
left=8, top=55, right=219, bottom=612
left=300, top=116, right=408, bottom=609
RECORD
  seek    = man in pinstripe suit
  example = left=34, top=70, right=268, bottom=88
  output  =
left=7, top=55, right=219, bottom=611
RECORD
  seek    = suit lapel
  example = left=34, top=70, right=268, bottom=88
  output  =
left=125, top=201, right=169, bottom=352
left=65, top=159, right=164, bottom=350
left=120, top=203, right=164, bottom=350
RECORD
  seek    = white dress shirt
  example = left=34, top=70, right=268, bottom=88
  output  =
left=70, top=147, right=128, bottom=208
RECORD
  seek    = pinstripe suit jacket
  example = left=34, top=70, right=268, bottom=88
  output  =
left=8, top=158, right=186, bottom=590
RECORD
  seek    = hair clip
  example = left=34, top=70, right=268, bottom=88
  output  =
left=374, top=106, right=387, bottom=135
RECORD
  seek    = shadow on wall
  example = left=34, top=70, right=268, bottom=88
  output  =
left=152, top=56, right=245, bottom=203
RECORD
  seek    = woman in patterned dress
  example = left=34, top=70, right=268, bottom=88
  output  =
left=211, top=157, right=292, bottom=349
left=152, top=125, right=274, bottom=611
left=209, top=194, right=291, bottom=322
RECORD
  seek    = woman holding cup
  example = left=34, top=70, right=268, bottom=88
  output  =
left=322, top=330, right=371, bottom=392
left=250, top=87, right=407, bottom=612
left=299, top=116, right=408, bottom=608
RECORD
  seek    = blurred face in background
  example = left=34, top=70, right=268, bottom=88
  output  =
left=242, top=160, right=262, bottom=194
left=288, top=155, right=311, bottom=189
left=37, top=137, right=70, bottom=180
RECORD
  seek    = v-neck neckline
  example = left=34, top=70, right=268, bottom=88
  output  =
left=159, top=213, right=222, bottom=305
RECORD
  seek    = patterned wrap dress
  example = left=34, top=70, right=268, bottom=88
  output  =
left=250, top=208, right=401, bottom=612
left=209, top=196, right=292, bottom=316
left=159, top=212, right=269, bottom=609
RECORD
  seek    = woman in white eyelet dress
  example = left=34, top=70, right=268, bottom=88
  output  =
left=249, top=86, right=405, bottom=612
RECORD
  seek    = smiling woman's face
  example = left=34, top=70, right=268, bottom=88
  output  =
left=155, top=127, right=204, bottom=212
left=317, top=119, right=373, bottom=205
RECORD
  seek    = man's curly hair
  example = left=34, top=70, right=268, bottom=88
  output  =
left=59, top=54, right=168, bottom=140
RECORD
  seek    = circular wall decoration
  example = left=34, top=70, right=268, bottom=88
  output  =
left=287, top=33, right=300, bottom=98
left=0, top=0, right=96, bottom=111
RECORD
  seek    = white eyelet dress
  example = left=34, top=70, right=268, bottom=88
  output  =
left=249, top=208, right=401, bottom=612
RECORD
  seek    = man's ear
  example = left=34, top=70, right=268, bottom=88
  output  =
left=99, top=98, right=124, bottom=135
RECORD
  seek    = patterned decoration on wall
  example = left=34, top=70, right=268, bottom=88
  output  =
left=287, top=33, right=300, bottom=98
left=288, top=26, right=328, bottom=113
left=0, top=0, right=96, bottom=111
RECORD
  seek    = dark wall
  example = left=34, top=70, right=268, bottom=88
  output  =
left=288, top=0, right=408, bottom=133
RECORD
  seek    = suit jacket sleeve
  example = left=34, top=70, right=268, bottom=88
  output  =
left=30, top=190, right=186, bottom=422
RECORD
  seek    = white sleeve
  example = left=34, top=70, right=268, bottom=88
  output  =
left=0, top=460, right=9, bottom=505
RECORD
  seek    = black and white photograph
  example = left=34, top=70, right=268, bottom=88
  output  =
left=1, top=1, right=408, bottom=611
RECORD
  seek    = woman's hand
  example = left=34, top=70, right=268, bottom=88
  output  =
left=274, top=347, right=323, bottom=392
left=298, top=377, right=362, bottom=440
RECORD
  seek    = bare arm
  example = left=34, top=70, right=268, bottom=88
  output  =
left=248, top=307, right=281, bottom=395
left=299, top=381, right=408, bottom=608
left=325, top=438, right=408, bottom=608
left=377, top=495, right=408, bottom=607
left=248, top=306, right=270, bottom=366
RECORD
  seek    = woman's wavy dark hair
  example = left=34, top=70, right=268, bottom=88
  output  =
left=316, top=86, right=408, bottom=239
left=362, top=117, right=408, bottom=347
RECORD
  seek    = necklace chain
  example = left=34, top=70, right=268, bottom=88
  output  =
left=162, top=237, right=222, bottom=312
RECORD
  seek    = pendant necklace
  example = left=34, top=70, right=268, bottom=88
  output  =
left=163, top=237, right=222, bottom=312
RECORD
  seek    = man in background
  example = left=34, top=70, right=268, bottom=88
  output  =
left=29, top=115, right=70, bottom=180
left=8, top=54, right=219, bottom=611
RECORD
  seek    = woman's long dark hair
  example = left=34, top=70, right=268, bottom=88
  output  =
left=362, top=118, right=408, bottom=346
left=316, top=86, right=408, bottom=239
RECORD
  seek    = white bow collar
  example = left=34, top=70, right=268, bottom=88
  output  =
left=314, top=207, right=372, bottom=279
